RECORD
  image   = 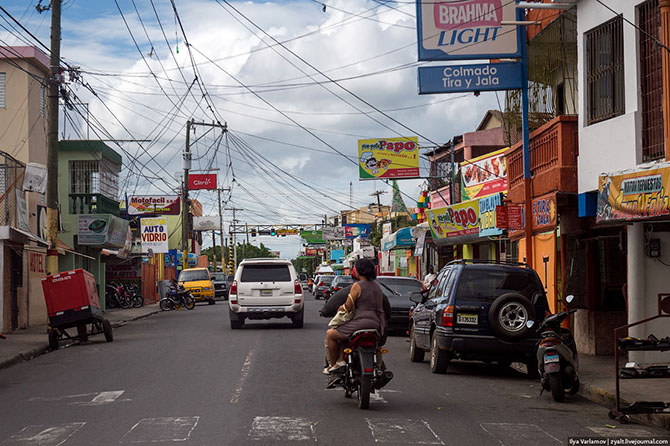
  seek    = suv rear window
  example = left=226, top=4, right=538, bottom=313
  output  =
left=456, top=268, right=541, bottom=302
left=179, top=270, right=210, bottom=282
left=319, top=276, right=335, bottom=284
left=240, top=265, right=291, bottom=282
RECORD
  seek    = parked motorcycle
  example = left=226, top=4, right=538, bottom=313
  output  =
left=328, top=329, right=393, bottom=409
left=160, top=280, right=196, bottom=311
left=527, top=295, right=579, bottom=402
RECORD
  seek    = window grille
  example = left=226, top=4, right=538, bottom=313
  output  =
left=586, top=17, right=625, bottom=125
left=0, top=73, right=6, bottom=108
left=70, top=158, right=119, bottom=199
left=639, top=0, right=664, bottom=161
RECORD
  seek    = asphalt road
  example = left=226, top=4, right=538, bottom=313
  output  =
left=0, top=295, right=668, bottom=445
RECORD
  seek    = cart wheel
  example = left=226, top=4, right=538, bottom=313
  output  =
left=48, top=329, right=59, bottom=351
left=102, top=319, right=113, bottom=342
left=76, top=324, right=89, bottom=342
left=608, top=410, right=617, bottom=420
left=620, top=415, right=630, bottom=424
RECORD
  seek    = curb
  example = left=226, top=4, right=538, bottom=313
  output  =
left=578, top=381, right=670, bottom=432
left=0, top=309, right=161, bottom=371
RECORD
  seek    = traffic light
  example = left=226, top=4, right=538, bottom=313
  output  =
left=251, top=228, right=257, bottom=237
left=270, top=228, right=276, bottom=236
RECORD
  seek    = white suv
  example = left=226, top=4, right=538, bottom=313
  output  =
left=228, top=258, right=304, bottom=329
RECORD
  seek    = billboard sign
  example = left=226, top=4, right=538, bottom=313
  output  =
left=300, top=230, right=326, bottom=245
left=461, top=147, right=508, bottom=200
left=427, top=199, right=480, bottom=243
left=192, top=216, right=219, bottom=231
left=78, top=214, right=129, bottom=247
left=478, top=193, right=503, bottom=237
left=323, top=226, right=346, bottom=241
left=188, top=173, right=217, bottom=190
left=597, top=166, right=670, bottom=223
left=128, top=195, right=181, bottom=216
left=358, top=137, right=420, bottom=180
left=345, top=223, right=371, bottom=239
left=418, top=62, right=522, bottom=94
left=416, top=0, right=521, bottom=61
left=140, top=217, right=169, bottom=254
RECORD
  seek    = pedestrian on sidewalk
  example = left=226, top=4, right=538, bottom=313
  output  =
left=423, top=266, right=437, bottom=289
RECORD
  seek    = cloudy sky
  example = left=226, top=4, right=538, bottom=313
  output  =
left=1, top=0, right=499, bottom=258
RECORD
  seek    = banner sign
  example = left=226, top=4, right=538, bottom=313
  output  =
left=15, top=189, right=29, bottom=232
left=323, top=226, right=346, bottom=241
left=358, top=137, right=420, bottom=180
left=78, top=214, right=129, bottom=247
left=188, top=173, right=217, bottom=190
left=416, top=0, right=521, bottom=61
left=479, top=193, right=503, bottom=237
left=300, top=230, right=326, bottom=245
left=495, top=205, right=523, bottom=231
left=140, top=217, right=169, bottom=254
left=128, top=195, right=180, bottom=216
left=533, top=193, right=557, bottom=231
left=597, top=165, right=670, bottom=222
left=277, top=229, right=299, bottom=236
left=418, top=62, right=522, bottom=94
left=427, top=199, right=480, bottom=243
left=461, top=147, right=508, bottom=200
left=345, top=224, right=371, bottom=239
left=192, top=216, right=219, bottom=231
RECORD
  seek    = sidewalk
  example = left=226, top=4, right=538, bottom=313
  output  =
left=0, top=304, right=161, bottom=371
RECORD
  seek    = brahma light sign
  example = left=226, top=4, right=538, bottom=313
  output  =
left=416, top=0, right=521, bottom=61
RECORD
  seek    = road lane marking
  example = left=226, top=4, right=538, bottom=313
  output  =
left=230, top=349, right=255, bottom=404
left=29, top=393, right=96, bottom=402
left=120, top=417, right=199, bottom=443
left=588, top=427, right=653, bottom=438
left=370, top=392, right=387, bottom=404
left=1, top=422, right=86, bottom=446
left=480, top=423, right=561, bottom=445
left=248, top=417, right=317, bottom=442
left=30, top=390, right=127, bottom=406
left=367, top=419, right=444, bottom=444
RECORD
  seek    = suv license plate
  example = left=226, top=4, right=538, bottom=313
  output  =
left=457, top=313, right=478, bottom=325
left=260, top=289, right=273, bottom=296
left=545, top=354, right=560, bottom=364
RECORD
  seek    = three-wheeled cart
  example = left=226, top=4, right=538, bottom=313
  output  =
left=609, top=293, right=670, bottom=423
left=41, top=268, right=113, bottom=350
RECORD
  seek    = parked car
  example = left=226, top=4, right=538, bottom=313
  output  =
left=178, top=267, right=216, bottom=304
left=377, top=276, right=424, bottom=334
left=211, top=272, right=228, bottom=300
left=324, top=275, right=354, bottom=300
left=408, top=260, right=549, bottom=375
left=228, top=258, right=304, bottom=329
left=313, top=275, right=335, bottom=300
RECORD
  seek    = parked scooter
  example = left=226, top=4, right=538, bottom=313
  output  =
left=527, top=295, right=579, bottom=402
left=327, top=329, right=393, bottom=409
left=160, top=280, right=196, bottom=311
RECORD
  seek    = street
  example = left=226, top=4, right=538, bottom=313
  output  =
left=0, top=295, right=668, bottom=446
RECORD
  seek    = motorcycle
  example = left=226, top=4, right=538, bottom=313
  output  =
left=527, top=295, right=579, bottom=402
left=328, top=329, right=393, bottom=410
left=160, top=280, right=196, bottom=311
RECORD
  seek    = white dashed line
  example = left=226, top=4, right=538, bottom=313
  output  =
left=231, top=349, right=255, bottom=404
left=1, top=422, right=86, bottom=446
left=248, top=417, right=318, bottom=442
left=120, top=417, right=199, bottom=443
left=367, top=419, right=444, bottom=444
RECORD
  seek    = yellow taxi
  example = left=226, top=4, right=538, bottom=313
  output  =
left=178, top=267, right=216, bottom=305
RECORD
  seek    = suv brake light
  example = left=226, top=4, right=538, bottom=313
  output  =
left=230, top=280, right=238, bottom=304
left=441, top=305, right=454, bottom=327
left=294, top=280, right=302, bottom=295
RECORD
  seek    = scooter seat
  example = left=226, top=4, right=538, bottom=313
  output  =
left=348, top=329, right=379, bottom=341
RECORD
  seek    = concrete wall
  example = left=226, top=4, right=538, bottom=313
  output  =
left=577, top=0, right=643, bottom=194
left=640, top=230, right=670, bottom=362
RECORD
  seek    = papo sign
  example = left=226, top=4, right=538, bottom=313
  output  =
left=141, top=217, right=169, bottom=254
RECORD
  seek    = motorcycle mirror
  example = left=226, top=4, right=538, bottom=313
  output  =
left=565, top=294, right=575, bottom=304
left=526, top=320, right=535, bottom=329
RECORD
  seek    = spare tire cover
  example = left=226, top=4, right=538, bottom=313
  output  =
left=488, top=293, right=536, bottom=341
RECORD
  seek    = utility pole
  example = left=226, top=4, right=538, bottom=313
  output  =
left=45, top=0, right=61, bottom=275
left=212, top=230, right=217, bottom=271
left=181, top=119, right=192, bottom=268
left=218, top=188, right=225, bottom=274
left=370, top=190, right=388, bottom=222
left=225, top=207, right=243, bottom=269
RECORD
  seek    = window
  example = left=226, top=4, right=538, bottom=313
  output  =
left=179, top=270, right=210, bottom=282
left=586, top=17, right=624, bottom=124
left=639, top=0, right=664, bottom=161
left=427, top=269, right=446, bottom=300
left=0, top=72, right=6, bottom=108
left=240, top=265, right=291, bottom=283
left=455, top=267, right=542, bottom=302
left=70, top=157, right=119, bottom=199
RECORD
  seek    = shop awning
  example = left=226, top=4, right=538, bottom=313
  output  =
left=381, top=227, right=415, bottom=251
left=316, top=265, right=334, bottom=274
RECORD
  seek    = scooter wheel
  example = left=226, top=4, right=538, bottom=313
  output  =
left=620, top=415, right=630, bottom=424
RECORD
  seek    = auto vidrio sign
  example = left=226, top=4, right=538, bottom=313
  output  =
left=416, top=0, right=521, bottom=61
left=188, top=174, right=217, bottom=190
left=140, top=217, right=169, bottom=254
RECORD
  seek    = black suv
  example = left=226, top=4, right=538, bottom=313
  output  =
left=408, top=260, right=548, bottom=376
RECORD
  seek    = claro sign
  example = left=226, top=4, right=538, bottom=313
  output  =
left=188, top=174, right=217, bottom=190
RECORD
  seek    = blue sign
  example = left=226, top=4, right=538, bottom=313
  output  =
left=479, top=193, right=503, bottom=237
left=418, top=62, right=522, bottom=95
left=345, top=224, right=371, bottom=239
left=415, top=0, right=522, bottom=61
left=330, top=249, right=345, bottom=262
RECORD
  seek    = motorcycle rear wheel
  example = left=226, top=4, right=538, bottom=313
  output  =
left=357, top=375, right=371, bottom=409
left=132, top=295, right=144, bottom=308
left=549, top=373, right=565, bottom=402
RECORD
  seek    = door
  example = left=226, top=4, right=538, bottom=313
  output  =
left=10, top=249, right=23, bottom=331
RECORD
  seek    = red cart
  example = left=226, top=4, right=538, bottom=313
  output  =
left=41, top=268, right=113, bottom=350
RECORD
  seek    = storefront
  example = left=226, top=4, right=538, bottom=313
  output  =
left=381, top=227, right=415, bottom=277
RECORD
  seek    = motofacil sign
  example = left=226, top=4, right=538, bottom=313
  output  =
left=416, top=0, right=521, bottom=61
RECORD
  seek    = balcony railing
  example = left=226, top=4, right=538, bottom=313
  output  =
left=506, top=115, right=578, bottom=200
left=69, top=193, right=120, bottom=216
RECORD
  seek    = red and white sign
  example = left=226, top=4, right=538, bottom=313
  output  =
left=496, top=205, right=523, bottom=230
left=188, top=174, right=217, bottom=190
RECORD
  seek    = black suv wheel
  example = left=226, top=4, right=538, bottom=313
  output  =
left=429, top=331, right=449, bottom=374
left=409, top=325, right=425, bottom=363
left=488, top=293, right=535, bottom=341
